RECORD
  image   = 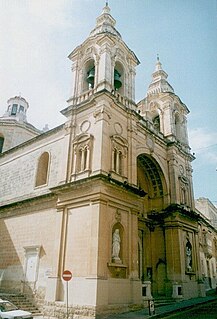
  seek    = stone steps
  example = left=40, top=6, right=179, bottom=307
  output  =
left=0, top=292, right=41, bottom=315
left=154, top=297, right=177, bottom=307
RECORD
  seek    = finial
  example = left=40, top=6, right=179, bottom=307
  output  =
left=102, top=1, right=110, bottom=14
left=155, top=54, right=163, bottom=72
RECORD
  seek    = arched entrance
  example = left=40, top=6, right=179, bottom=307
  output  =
left=137, top=154, right=168, bottom=213
left=137, top=154, right=168, bottom=296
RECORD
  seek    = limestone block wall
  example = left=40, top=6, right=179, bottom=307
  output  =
left=0, top=202, right=58, bottom=295
left=45, top=177, right=143, bottom=308
left=0, top=127, right=68, bottom=206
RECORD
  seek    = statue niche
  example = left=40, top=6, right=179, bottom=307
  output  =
left=111, top=224, right=123, bottom=264
left=186, top=240, right=193, bottom=272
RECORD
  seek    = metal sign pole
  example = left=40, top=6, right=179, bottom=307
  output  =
left=66, top=281, right=68, bottom=319
left=62, top=270, right=72, bottom=319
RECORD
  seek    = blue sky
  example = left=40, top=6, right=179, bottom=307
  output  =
left=0, top=0, right=216, bottom=203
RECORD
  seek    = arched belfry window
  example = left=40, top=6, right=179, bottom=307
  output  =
left=175, top=113, right=182, bottom=141
left=153, top=115, right=160, bottom=132
left=111, top=135, right=128, bottom=177
left=84, top=59, right=95, bottom=91
left=179, top=175, right=189, bottom=206
left=35, top=152, right=50, bottom=187
left=114, top=62, right=124, bottom=94
left=72, top=134, right=93, bottom=176
left=0, top=134, right=4, bottom=153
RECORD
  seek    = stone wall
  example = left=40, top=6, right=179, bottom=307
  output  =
left=0, top=127, right=68, bottom=205
left=0, top=201, right=58, bottom=292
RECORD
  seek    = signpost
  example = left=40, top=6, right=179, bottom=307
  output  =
left=62, top=270, right=72, bottom=319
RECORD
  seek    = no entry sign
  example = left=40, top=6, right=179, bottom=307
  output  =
left=62, top=270, right=72, bottom=281
left=62, top=270, right=72, bottom=319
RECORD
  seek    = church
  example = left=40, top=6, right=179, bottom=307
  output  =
left=0, top=4, right=215, bottom=319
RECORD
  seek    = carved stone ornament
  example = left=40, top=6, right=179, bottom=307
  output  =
left=114, top=122, right=123, bottom=135
left=146, top=136, right=155, bottom=152
left=179, top=175, right=188, bottom=184
left=80, top=120, right=91, bottom=133
left=115, top=209, right=121, bottom=222
left=93, top=105, right=111, bottom=122
left=179, top=165, right=184, bottom=175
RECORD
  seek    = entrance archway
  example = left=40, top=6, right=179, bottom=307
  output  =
left=137, top=154, right=168, bottom=213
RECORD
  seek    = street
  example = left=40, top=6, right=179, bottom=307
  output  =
left=160, top=299, right=217, bottom=318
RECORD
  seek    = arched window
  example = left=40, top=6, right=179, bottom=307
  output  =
left=35, top=152, right=49, bottom=187
left=112, top=148, right=123, bottom=175
left=83, top=146, right=88, bottom=170
left=153, top=115, right=160, bottom=132
left=111, top=135, right=128, bottom=177
left=76, top=146, right=90, bottom=172
left=118, top=151, right=123, bottom=175
left=84, top=59, right=95, bottom=92
left=77, top=148, right=83, bottom=172
left=113, top=148, right=117, bottom=172
left=72, top=134, right=93, bottom=177
left=11, top=104, right=18, bottom=115
left=179, top=176, right=189, bottom=206
left=0, top=135, right=4, bottom=153
left=114, top=62, right=124, bottom=95
left=181, top=187, right=187, bottom=205
left=175, top=113, right=182, bottom=141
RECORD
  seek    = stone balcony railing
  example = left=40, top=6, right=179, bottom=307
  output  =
left=67, top=88, right=137, bottom=111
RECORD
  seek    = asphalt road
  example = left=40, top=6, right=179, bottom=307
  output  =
left=160, top=299, right=217, bottom=318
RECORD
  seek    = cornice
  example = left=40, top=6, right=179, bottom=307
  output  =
left=0, top=123, right=64, bottom=158
left=0, top=193, right=56, bottom=216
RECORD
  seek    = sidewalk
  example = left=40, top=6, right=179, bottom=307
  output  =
left=34, top=291, right=217, bottom=319
left=102, top=292, right=217, bottom=318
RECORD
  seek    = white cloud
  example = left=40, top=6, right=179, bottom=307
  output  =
left=27, top=0, right=73, bottom=28
left=0, top=0, right=76, bottom=129
left=189, top=128, right=217, bottom=164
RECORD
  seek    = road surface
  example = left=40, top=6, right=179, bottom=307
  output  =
left=160, top=299, right=217, bottom=318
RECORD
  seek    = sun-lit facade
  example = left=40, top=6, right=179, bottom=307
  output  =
left=0, top=5, right=216, bottom=318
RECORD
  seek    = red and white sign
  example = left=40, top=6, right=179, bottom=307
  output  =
left=62, top=270, right=72, bottom=281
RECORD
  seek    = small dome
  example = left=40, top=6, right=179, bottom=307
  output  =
left=2, top=95, right=29, bottom=122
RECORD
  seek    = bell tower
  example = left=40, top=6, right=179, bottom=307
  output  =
left=61, top=4, right=140, bottom=184
left=137, top=58, right=195, bottom=208
left=67, top=3, right=139, bottom=106
left=138, top=57, right=190, bottom=149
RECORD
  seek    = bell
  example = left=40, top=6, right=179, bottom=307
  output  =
left=114, top=69, right=122, bottom=90
left=87, top=67, right=95, bottom=88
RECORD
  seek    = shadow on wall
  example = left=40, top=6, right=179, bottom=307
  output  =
left=0, top=219, right=41, bottom=295
left=0, top=220, right=24, bottom=292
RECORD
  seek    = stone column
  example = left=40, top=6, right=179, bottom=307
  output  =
left=97, top=43, right=112, bottom=92
left=45, top=208, right=68, bottom=302
left=167, top=153, right=178, bottom=203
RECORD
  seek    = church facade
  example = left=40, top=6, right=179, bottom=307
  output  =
left=0, top=5, right=215, bottom=318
